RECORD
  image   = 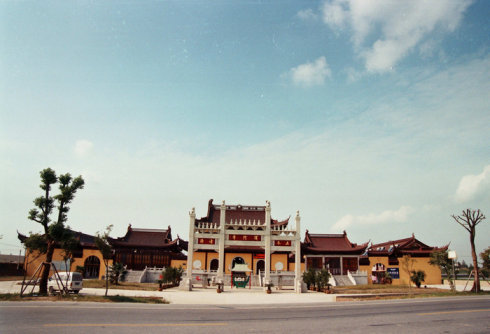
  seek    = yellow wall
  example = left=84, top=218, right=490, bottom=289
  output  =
left=288, top=262, right=305, bottom=273
left=24, top=248, right=110, bottom=280
left=271, top=254, right=288, bottom=271
left=360, top=255, right=442, bottom=286
left=225, top=253, right=253, bottom=274
left=171, top=259, right=187, bottom=269
left=191, top=251, right=297, bottom=274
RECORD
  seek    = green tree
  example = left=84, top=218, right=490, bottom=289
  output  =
left=452, top=209, right=486, bottom=292
left=480, top=247, right=490, bottom=277
left=429, top=250, right=455, bottom=291
left=410, top=270, right=426, bottom=288
left=23, top=168, right=84, bottom=295
left=94, top=225, right=113, bottom=296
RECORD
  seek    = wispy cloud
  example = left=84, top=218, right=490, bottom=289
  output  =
left=455, top=165, right=490, bottom=203
left=321, top=0, right=473, bottom=72
left=289, top=56, right=331, bottom=86
left=297, top=8, right=318, bottom=21
left=74, top=140, right=93, bottom=158
left=331, top=206, right=413, bottom=232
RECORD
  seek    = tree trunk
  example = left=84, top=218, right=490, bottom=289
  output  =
left=104, top=260, right=109, bottom=297
left=470, top=231, right=481, bottom=292
left=39, top=241, right=55, bottom=295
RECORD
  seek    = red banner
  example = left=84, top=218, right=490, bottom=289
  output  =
left=229, top=235, right=261, bottom=241
left=274, top=240, right=291, bottom=246
left=198, top=238, right=216, bottom=245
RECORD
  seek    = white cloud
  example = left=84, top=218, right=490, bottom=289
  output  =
left=455, top=165, right=490, bottom=202
left=297, top=8, right=318, bottom=21
left=289, top=56, right=331, bottom=86
left=321, top=0, right=473, bottom=72
left=74, top=140, right=93, bottom=158
left=332, top=206, right=413, bottom=231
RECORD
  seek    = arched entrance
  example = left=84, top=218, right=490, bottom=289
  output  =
left=210, top=259, right=219, bottom=271
left=84, top=256, right=100, bottom=278
left=255, top=259, right=265, bottom=274
left=231, top=256, right=245, bottom=270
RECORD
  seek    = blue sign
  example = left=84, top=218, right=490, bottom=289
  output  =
left=387, top=268, right=399, bottom=279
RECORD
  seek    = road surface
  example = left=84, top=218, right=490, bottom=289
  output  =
left=0, top=296, right=489, bottom=333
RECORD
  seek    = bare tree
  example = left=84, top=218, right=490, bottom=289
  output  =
left=452, top=209, right=486, bottom=292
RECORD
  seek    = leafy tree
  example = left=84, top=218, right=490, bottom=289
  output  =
left=23, top=168, right=84, bottom=295
left=401, top=255, right=415, bottom=290
left=429, top=250, right=456, bottom=291
left=410, top=270, right=426, bottom=288
left=452, top=209, right=486, bottom=292
left=480, top=247, right=490, bottom=277
left=94, top=225, right=113, bottom=296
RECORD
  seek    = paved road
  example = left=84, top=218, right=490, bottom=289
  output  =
left=1, top=296, right=489, bottom=333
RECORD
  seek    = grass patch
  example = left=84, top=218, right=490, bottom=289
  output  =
left=82, top=280, right=160, bottom=291
left=0, top=293, right=169, bottom=304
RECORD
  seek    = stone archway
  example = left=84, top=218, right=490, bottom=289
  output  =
left=84, top=256, right=100, bottom=279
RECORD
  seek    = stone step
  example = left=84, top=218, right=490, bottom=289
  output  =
left=124, top=270, right=144, bottom=283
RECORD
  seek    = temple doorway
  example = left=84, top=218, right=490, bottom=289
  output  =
left=84, top=256, right=100, bottom=278
left=255, top=260, right=265, bottom=274
left=210, top=259, right=219, bottom=271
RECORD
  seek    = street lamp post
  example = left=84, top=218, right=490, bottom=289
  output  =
left=448, top=250, right=457, bottom=292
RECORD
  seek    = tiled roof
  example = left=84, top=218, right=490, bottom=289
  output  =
left=111, top=225, right=173, bottom=248
left=368, top=234, right=448, bottom=256
left=196, top=199, right=289, bottom=227
left=302, top=230, right=369, bottom=254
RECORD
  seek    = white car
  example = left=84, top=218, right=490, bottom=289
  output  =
left=48, top=272, right=83, bottom=294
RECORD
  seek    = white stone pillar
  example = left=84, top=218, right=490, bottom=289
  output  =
left=295, top=210, right=305, bottom=293
left=264, top=200, right=271, bottom=287
left=217, top=200, right=226, bottom=283
left=184, top=207, right=196, bottom=291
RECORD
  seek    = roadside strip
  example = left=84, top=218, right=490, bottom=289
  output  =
left=418, top=309, right=490, bottom=316
left=44, top=322, right=227, bottom=327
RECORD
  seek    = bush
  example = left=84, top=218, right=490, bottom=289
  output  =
left=109, top=263, right=127, bottom=285
left=316, top=269, right=331, bottom=291
left=160, top=266, right=183, bottom=286
left=410, top=270, right=426, bottom=288
left=302, top=268, right=317, bottom=290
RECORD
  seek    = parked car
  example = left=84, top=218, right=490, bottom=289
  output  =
left=48, top=272, right=83, bottom=294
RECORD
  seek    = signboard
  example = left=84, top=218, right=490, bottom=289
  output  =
left=229, top=235, right=261, bottom=241
left=274, top=240, right=291, bottom=246
left=198, top=238, right=215, bottom=245
left=387, top=268, right=399, bottom=279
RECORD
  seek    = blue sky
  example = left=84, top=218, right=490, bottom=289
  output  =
left=1, top=1, right=489, bottom=264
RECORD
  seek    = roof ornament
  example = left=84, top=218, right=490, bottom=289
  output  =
left=266, top=200, right=270, bottom=207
